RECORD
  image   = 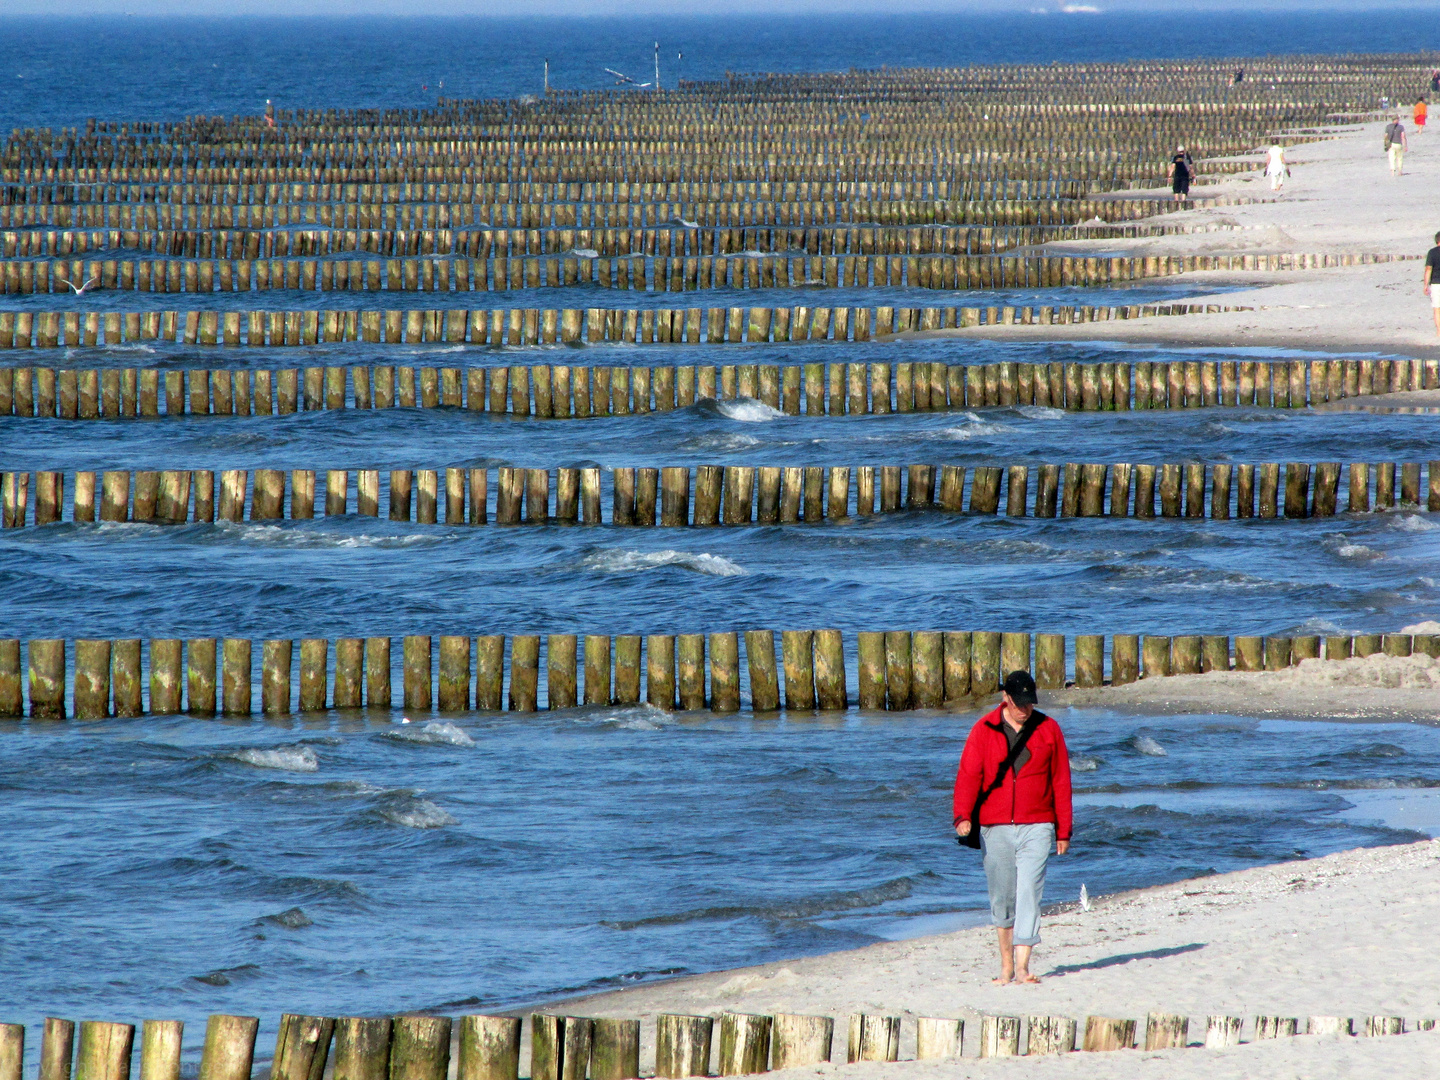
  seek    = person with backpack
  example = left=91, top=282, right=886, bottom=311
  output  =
left=953, top=671, right=1073, bottom=985
left=1385, top=116, right=1408, bottom=175
left=1167, top=145, right=1194, bottom=202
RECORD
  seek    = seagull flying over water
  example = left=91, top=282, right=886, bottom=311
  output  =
left=56, top=275, right=101, bottom=295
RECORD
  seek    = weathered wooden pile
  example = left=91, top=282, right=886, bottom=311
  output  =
left=0, top=1007, right=1430, bottom=1080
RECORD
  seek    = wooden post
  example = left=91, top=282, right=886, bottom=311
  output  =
left=915, top=1019, right=963, bottom=1060
left=857, top=632, right=886, bottom=709
left=389, top=1017, right=450, bottom=1080
left=1362, top=1016, right=1403, bottom=1037
left=589, top=1020, right=639, bottom=1080
left=710, top=632, right=741, bottom=712
left=1111, top=635, right=1139, bottom=684
left=365, top=637, right=391, bottom=708
left=74, top=639, right=112, bottom=720
left=1141, top=636, right=1171, bottom=678
left=1305, top=1017, right=1352, bottom=1038
left=262, top=640, right=292, bottom=714
left=971, top=631, right=1001, bottom=695
left=655, top=1016, right=711, bottom=1079
left=1025, top=1017, right=1075, bottom=1055
left=76, top=1023, right=135, bottom=1080
left=221, top=637, right=254, bottom=715
left=584, top=635, right=612, bottom=706
left=717, top=1015, right=770, bottom=1075
left=40, top=1018, right=75, bottom=1080
left=745, top=630, right=780, bottom=711
left=677, top=634, right=705, bottom=709
left=1082, top=1018, right=1134, bottom=1051
left=1172, top=636, right=1202, bottom=675
left=978, top=1016, right=1020, bottom=1057
left=1253, top=1017, right=1297, bottom=1039
left=271, top=1015, right=334, bottom=1080
left=198, top=1016, right=259, bottom=1080
left=846, top=1017, right=898, bottom=1063
left=510, top=636, right=540, bottom=711
left=770, top=1017, right=831, bottom=1070
left=29, top=638, right=67, bottom=719
left=912, top=631, right=944, bottom=708
left=438, top=636, right=471, bottom=711
left=1143, top=1014, right=1187, bottom=1050
left=1203, top=1017, right=1241, bottom=1049
left=332, top=1019, right=391, bottom=1080
left=457, top=1017, right=520, bottom=1080
left=644, top=635, right=675, bottom=710
left=883, top=631, right=912, bottom=710
left=476, top=636, right=504, bottom=711
left=813, top=629, right=845, bottom=709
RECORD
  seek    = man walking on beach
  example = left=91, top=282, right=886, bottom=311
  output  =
left=953, top=671, right=1072, bottom=985
left=1425, top=231, right=1440, bottom=338
left=1385, top=116, right=1408, bottom=175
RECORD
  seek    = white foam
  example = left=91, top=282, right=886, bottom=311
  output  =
left=1400, top=621, right=1440, bottom=635
left=1017, top=405, right=1066, bottom=420
left=379, top=798, right=458, bottom=829
left=571, top=248, right=600, bottom=258
left=229, top=746, right=319, bottom=772
left=1390, top=515, right=1437, bottom=532
left=1334, top=542, right=1384, bottom=560
left=598, top=703, right=675, bottom=730
left=383, top=721, right=476, bottom=747
left=682, top=432, right=766, bottom=453
left=579, top=548, right=746, bottom=577
left=717, top=397, right=784, bottom=423
left=1131, top=735, right=1168, bottom=757
left=1070, top=755, right=1102, bottom=771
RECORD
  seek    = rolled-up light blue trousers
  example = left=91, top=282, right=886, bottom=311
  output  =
left=980, top=822, right=1054, bottom=947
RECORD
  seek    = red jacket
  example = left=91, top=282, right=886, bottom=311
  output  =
left=952, top=707, right=1073, bottom=841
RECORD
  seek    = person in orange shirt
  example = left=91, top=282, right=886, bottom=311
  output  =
left=1416, top=98, right=1428, bottom=134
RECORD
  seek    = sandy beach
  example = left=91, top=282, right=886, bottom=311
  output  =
left=543, top=840, right=1440, bottom=1077
left=939, top=118, right=1440, bottom=360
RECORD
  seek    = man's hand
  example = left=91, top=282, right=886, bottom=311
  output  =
left=1056, top=840, right=1070, bottom=855
left=955, top=820, right=971, bottom=837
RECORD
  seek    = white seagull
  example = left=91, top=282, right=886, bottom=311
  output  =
left=56, top=275, right=101, bottom=295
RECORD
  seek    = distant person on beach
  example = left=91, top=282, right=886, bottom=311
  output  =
left=1415, top=98, right=1428, bottom=134
left=1233, top=67, right=1244, bottom=84
left=1385, top=116, right=1408, bottom=175
left=1265, top=143, right=1289, bottom=192
left=1432, top=71, right=1440, bottom=94
left=1167, top=146, right=1193, bottom=202
left=265, top=99, right=276, bottom=129
left=1425, top=231, right=1440, bottom=338
left=953, top=671, right=1073, bottom=986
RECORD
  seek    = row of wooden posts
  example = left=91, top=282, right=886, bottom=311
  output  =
left=3, top=629, right=1431, bottom=720
left=0, top=220, right=1195, bottom=261
left=0, top=302, right=1256, bottom=354
left=3, top=351, right=1429, bottom=422
left=4, top=460, right=1437, bottom=531
left=0, top=193, right=1201, bottom=234
left=0, top=1008, right=1427, bottom=1080
left=0, top=249, right=1266, bottom=296
left=1, top=248, right=1395, bottom=296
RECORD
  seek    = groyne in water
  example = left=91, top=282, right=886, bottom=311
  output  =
left=4, top=629, right=1434, bottom=719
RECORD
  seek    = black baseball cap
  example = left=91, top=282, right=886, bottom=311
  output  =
left=1002, top=670, right=1038, bottom=705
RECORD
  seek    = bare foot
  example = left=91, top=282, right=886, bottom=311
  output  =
left=992, top=972, right=1014, bottom=986
left=1016, top=973, right=1041, bottom=984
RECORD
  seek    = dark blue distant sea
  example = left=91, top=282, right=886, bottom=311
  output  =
left=2, top=10, right=1438, bottom=136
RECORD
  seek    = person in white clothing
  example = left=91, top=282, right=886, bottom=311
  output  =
left=1265, top=143, right=1288, bottom=191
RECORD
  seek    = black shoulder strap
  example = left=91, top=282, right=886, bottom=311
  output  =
left=974, top=712, right=1046, bottom=812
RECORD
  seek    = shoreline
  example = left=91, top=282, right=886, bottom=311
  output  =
left=512, top=840, right=1440, bottom=1076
